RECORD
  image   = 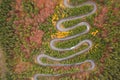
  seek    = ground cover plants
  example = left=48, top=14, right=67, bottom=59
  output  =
left=0, top=0, right=119, bottom=80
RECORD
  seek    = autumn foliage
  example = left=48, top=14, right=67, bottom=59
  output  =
left=11, top=0, right=57, bottom=58
left=15, top=62, right=31, bottom=74
left=94, top=7, right=109, bottom=38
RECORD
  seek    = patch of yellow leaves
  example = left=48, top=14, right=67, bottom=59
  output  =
left=91, top=30, right=98, bottom=36
left=51, top=0, right=70, bottom=39
left=52, top=13, right=67, bottom=26
left=52, top=14, right=59, bottom=26
left=59, top=0, right=65, bottom=8
left=52, top=0, right=68, bottom=26
left=51, top=31, right=70, bottom=39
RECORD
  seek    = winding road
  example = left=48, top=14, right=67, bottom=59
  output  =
left=33, top=0, right=97, bottom=79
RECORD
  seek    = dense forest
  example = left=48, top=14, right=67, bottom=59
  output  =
left=0, top=0, right=119, bottom=80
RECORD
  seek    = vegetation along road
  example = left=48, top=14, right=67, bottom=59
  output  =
left=34, top=0, right=97, bottom=79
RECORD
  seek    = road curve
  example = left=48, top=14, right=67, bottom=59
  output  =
left=33, top=0, right=97, bottom=79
